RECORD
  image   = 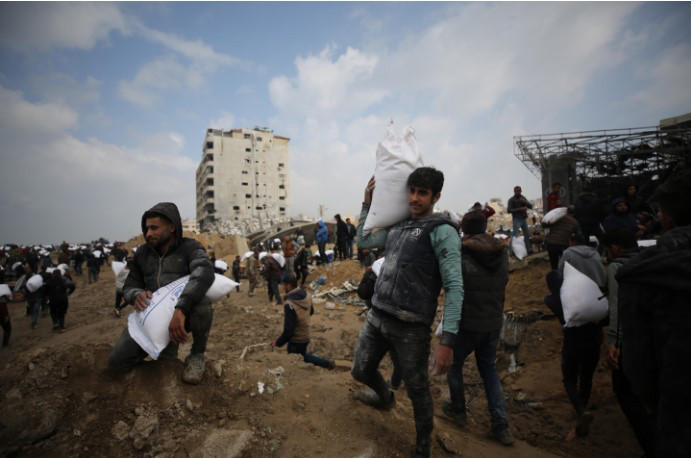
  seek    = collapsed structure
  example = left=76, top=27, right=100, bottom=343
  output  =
left=196, top=127, right=291, bottom=234
left=514, top=113, right=691, bottom=205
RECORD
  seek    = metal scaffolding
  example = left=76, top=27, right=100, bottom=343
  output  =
left=514, top=125, right=691, bottom=181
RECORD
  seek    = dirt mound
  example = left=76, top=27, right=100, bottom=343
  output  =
left=0, top=258, right=641, bottom=457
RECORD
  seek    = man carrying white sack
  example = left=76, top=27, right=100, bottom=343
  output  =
left=352, top=167, right=462, bottom=458
left=108, top=202, right=215, bottom=385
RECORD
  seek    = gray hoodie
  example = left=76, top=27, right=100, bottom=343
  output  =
left=558, top=244, right=606, bottom=288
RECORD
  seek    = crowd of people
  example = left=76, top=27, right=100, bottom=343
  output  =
left=1, top=166, right=689, bottom=457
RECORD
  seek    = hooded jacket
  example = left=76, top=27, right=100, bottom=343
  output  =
left=123, top=202, right=214, bottom=316
left=315, top=221, right=329, bottom=243
left=616, top=225, right=691, bottom=457
left=276, top=288, right=314, bottom=346
left=558, top=244, right=606, bottom=288
left=605, top=248, right=639, bottom=346
left=544, top=214, right=580, bottom=247
left=459, top=233, right=509, bottom=333
left=602, top=197, right=639, bottom=234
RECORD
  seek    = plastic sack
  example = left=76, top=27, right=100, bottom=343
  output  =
left=363, top=125, right=424, bottom=233
left=372, top=257, right=385, bottom=277
left=271, top=253, right=285, bottom=268
left=560, top=261, right=609, bottom=328
left=112, top=261, right=126, bottom=276
left=0, top=284, right=12, bottom=300
left=542, top=207, right=567, bottom=225
left=637, top=240, right=656, bottom=248
left=12, top=262, right=22, bottom=270
left=241, top=251, right=254, bottom=261
left=494, top=234, right=509, bottom=240
left=93, top=250, right=102, bottom=259
left=258, top=251, right=268, bottom=260
left=46, top=267, right=56, bottom=274
left=26, top=274, right=44, bottom=293
left=58, top=263, right=68, bottom=271
left=214, top=260, right=228, bottom=272
left=128, top=273, right=237, bottom=359
left=511, top=236, right=528, bottom=260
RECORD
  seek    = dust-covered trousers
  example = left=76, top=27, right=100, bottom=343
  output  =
left=351, top=308, right=433, bottom=438
left=108, top=300, right=213, bottom=372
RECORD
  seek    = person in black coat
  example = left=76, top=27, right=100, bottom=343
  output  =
left=45, top=269, right=75, bottom=332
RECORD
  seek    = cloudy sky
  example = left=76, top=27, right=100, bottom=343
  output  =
left=1, top=2, right=690, bottom=244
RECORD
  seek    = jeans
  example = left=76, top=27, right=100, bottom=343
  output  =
left=287, top=341, right=332, bottom=368
left=512, top=217, right=532, bottom=253
left=268, top=277, right=281, bottom=304
left=29, top=297, right=42, bottom=327
left=546, top=244, right=567, bottom=271
left=562, top=323, right=601, bottom=414
left=74, top=262, right=83, bottom=275
left=108, top=301, right=213, bottom=372
left=351, top=308, right=433, bottom=441
left=447, top=329, right=509, bottom=432
left=88, top=268, right=98, bottom=284
left=347, top=239, right=354, bottom=259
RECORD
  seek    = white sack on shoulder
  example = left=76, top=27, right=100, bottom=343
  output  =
left=128, top=273, right=238, bottom=359
left=112, top=261, right=126, bottom=276
left=26, top=274, right=44, bottom=293
left=560, top=262, right=609, bottom=328
left=214, top=260, right=228, bottom=272
left=511, top=236, right=528, bottom=260
left=241, top=251, right=254, bottom=261
left=363, top=125, right=424, bottom=233
left=372, top=257, right=385, bottom=277
left=542, top=207, right=567, bottom=225
left=271, top=253, right=285, bottom=268
left=258, top=251, right=268, bottom=260
left=0, top=284, right=11, bottom=300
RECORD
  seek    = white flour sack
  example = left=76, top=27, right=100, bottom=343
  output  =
left=271, top=253, right=285, bottom=268
left=0, top=284, right=11, bottom=300
left=111, top=261, right=126, bottom=276
left=363, top=125, right=424, bottom=233
left=542, top=207, right=567, bottom=225
left=560, top=262, right=609, bottom=328
left=511, top=236, right=528, bottom=260
left=128, top=274, right=238, bottom=359
left=26, top=274, right=44, bottom=293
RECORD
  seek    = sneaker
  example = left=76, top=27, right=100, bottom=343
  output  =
left=114, top=308, right=121, bottom=318
left=355, top=389, right=395, bottom=410
left=182, top=354, right=205, bottom=385
left=441, top=401, right=468, bottom=427
left=489, top=428, right=515, bottom=446
left=52, top=324, right=60, bottom=331
left=59, top=328, right=66, bottom=334
left=576, top=411, right=593, bottom=437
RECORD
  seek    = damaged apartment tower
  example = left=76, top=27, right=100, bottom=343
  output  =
left=196, top=127, right=290, bottom=232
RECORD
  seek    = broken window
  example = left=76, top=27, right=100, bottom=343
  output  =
left=244, top=133, right=251, bottom=139
left=206, top=141, right=213, bottom=149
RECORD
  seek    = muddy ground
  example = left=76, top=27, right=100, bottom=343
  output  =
left=0, top=255, right=641, bottom=457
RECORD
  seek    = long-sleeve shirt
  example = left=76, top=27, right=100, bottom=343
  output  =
left=356, top=204, right=463, bottom=336
left=507, top=195, right=533, bottom=219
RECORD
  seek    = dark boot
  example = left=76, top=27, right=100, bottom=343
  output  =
left=355, top=389, right=395, bottom=410
left=412, top=434, right=431, bottom=458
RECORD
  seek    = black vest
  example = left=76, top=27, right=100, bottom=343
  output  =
left=372, top=215, right=454, bottom=326
left=459, top=236, right=508, bottom=333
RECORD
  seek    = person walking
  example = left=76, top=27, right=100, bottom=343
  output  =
left=335, top=214, right=348, bottom=261
left=246, top=250, right=259, bottom=297
left=315, top=221, right=329, bottom=265
left=231, top=256, right=241, bottom=292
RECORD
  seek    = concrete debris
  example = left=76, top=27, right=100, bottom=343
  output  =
left=111, top=421, right=130, bottom=441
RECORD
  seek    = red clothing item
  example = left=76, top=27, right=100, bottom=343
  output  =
left=547, top=192, right=562, bottom=212
left=482, top=206, right=496, bottom=219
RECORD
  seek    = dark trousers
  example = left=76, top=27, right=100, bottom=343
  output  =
left=612, top=357, right=656, bottom=457
left=29, top=297, right=42, bottom=327
left=108, top=301, right=213, bottom=372
left=50, top=301, right=67, bottom=329
left=447, top=329, right=509, bottom=432
left=2, top=317, right=10, bottom=346
left=287, top=341, right=331, bottom=368
left=115, top=290, right=124, bottom=309
left=351, top=308, right=433, bottom=441
left=562, top=324, right=601, bottom=414
left=317, top=241, right=327, bottom=265
left=547, top=244, right=567, bottom=271
left=544, top=270, right=565, bottom=324
left=336, top=238, right=347, bottom=260
left=74, top=262, right=83, bottom=275
left=296, top=268, right=308, bottom=287
left=267, top=277, right=281, bottom=304
left=233, top=273, right=240, bottom=292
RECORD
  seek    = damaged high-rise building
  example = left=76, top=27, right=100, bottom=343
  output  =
left=196, top=127, right=290, bottom=232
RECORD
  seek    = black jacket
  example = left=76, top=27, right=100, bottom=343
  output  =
left=45, top=275, right=75, bottom=305
left=617, top=225, right=691, bottom=457
left=123, top=202, right=214, bottom=316
left=459, top=233, right=509, bottom=333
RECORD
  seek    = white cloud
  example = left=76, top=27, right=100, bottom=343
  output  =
left=269, top=44, right=386, bottom=119
left=0, top=84, right=196, bottom=244
left=209, top=112, right=236, bottom=130
left=0, top=3, right=127, bottom=52
left=137, top=27, right=242, bottom=68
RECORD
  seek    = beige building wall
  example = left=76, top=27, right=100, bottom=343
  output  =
left=196, top=128, right=290, bottom=231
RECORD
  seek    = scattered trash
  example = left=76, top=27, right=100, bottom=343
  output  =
left=257, top=381, right=265, bottom=394
left=267, top=366, right=285, bottom=377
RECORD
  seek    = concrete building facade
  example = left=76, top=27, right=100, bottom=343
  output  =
left=196, top=127, right=290, bottom=231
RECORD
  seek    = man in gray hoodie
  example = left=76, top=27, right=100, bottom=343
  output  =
left=108, top=202, right=215, bottom=384
left=545, top=233, right=606, bottom=439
